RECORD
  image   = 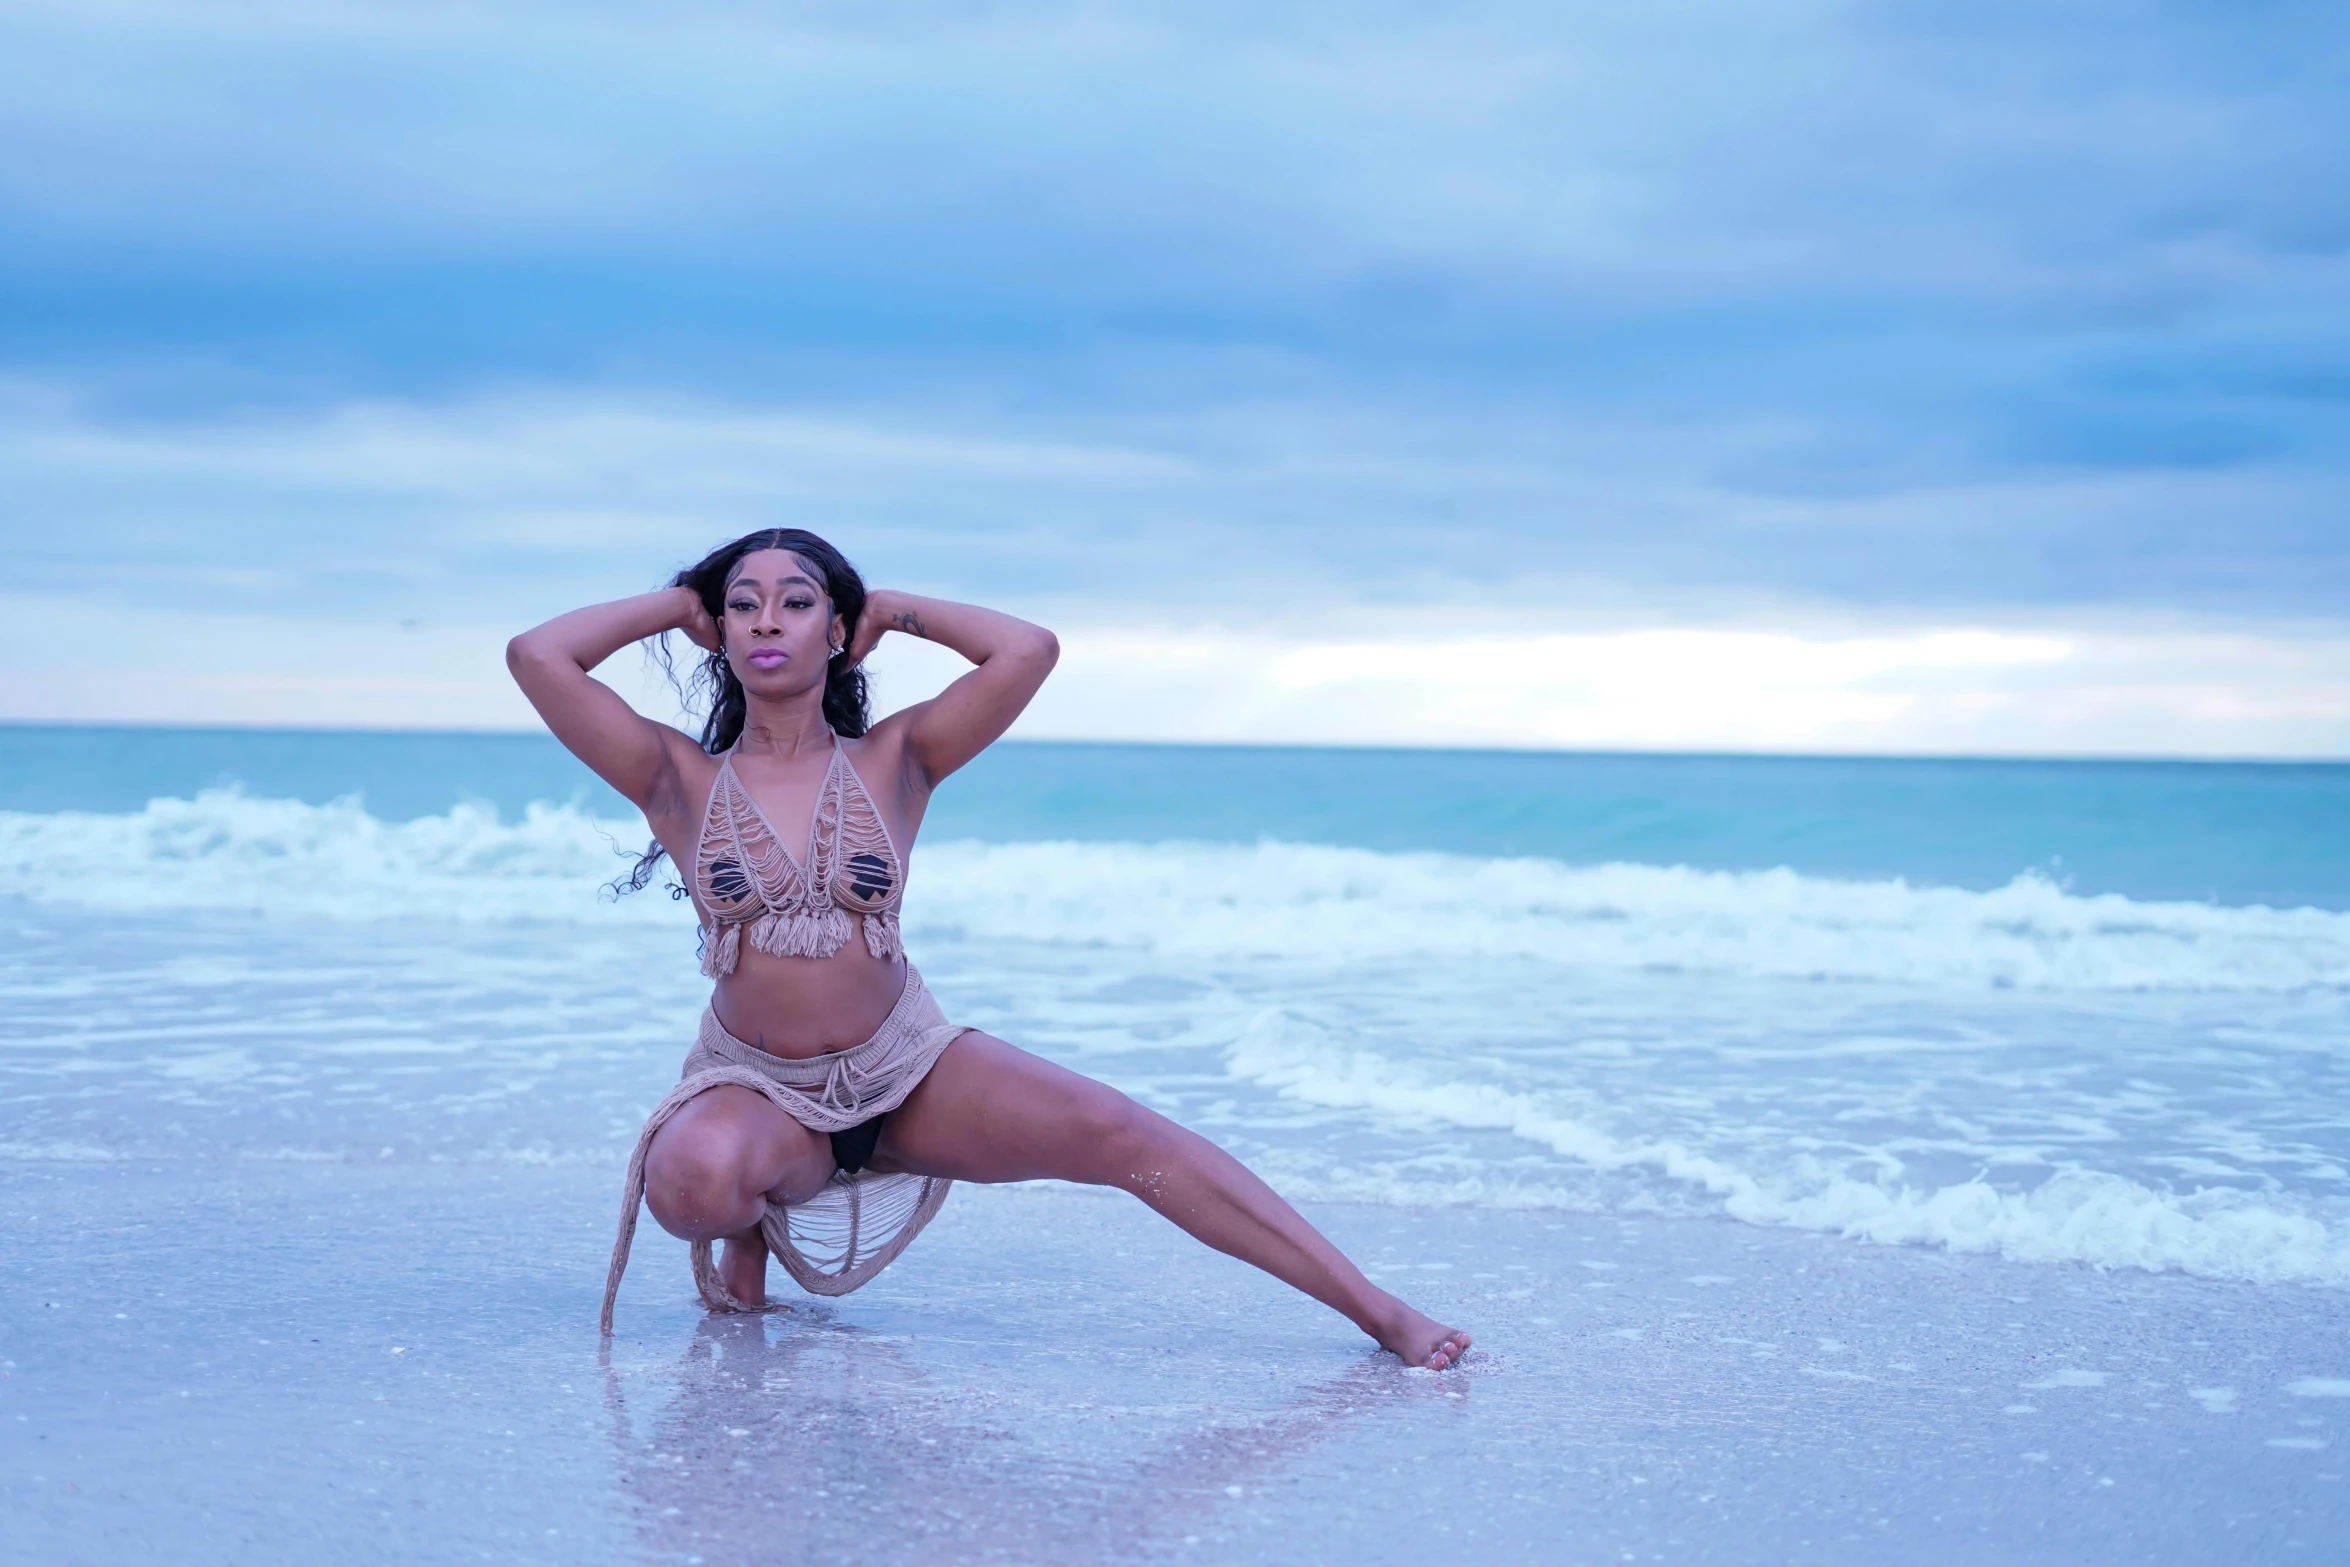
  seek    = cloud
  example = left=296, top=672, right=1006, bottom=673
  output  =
left=1012, top=622, right=2350, bottom=756
left=7, top=2, right=2342, bottom=296
left=7, top=377, right=2347, bottom=625
left=10, top=584, right=2346, bottom=757
left=0, top=0, right=2345, bottom=751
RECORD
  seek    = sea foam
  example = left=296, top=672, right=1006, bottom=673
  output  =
left=3, top=792, right=2349, bottom=992
left=921, top=840, right=2350, bottom=993
left=1228, top=1009, right=2350, bottom=1287
left=7, top=791, right=2348, bottom=1287
left=0, top=790, right=683, bottom=925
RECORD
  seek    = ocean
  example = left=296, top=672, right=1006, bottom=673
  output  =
left=5, top=722, right=2347, bottom=1562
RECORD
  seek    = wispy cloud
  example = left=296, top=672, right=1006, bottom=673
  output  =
left=1010, top=623, right=2350, bottom=756
left=13, top=583, right=2346, bottom=757
left=8, top=378, right=2344, bottom=618
left=1, top=1, right=2344, bottom=749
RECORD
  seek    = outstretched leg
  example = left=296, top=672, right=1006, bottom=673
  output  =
left=872, top=1031, right=1471, bottom=1369
left=641, top=1084, right=835, bottom=1308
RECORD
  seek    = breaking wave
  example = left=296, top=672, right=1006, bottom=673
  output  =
left=3, top=791, right=2349, bottom=991
left=1229, top=1009, right=2350, bottom=1287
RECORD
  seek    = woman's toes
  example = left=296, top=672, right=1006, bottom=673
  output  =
left=1425, top=1332, right=1469, bottom=1368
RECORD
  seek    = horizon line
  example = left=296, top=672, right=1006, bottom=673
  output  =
left=4, top=716, right=2344, bottom=770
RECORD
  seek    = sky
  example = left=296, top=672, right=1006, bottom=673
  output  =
left=2, top=0, right=2346, bottom=754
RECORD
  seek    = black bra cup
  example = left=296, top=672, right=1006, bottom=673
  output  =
left=845, top=851, right=895, bottom=901
left=705, top=857, right=752, bottom=903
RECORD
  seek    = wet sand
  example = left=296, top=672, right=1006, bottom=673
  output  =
left=5, top=1161, right=2345, bottom=1564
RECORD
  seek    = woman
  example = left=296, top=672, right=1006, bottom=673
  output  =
left=509, top=527, right=1471, bottom=1370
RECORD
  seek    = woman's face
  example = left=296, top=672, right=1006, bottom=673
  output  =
left=719, top=548, right=845, bottom=701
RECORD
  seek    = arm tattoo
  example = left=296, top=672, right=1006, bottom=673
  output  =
left=893, top=610, right=928, bottom=639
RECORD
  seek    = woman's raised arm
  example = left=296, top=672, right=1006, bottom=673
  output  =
left=505, top=587, right=712, bottom=811
left=850, top=590, right=1058, bottom=788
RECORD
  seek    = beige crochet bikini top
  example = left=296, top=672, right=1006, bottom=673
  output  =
left=692, top=739, right=904, bottom=978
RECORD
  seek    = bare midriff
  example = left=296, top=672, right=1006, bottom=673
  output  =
left=708, top=944, right=909, bottom=1059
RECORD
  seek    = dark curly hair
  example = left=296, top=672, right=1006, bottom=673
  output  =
left=618, top=527, right=872, bottom=896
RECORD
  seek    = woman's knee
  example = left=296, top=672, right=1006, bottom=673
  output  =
left=643, top=1118, right=765, bottom=1239
left=1069, top=1086, right=1169, bottom=1183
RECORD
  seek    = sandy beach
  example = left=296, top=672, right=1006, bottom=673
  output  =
left=8, top=1164, right=2345, bottom=1564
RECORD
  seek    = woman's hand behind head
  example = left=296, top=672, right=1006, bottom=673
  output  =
left=670, top=582, right=722, bottom=652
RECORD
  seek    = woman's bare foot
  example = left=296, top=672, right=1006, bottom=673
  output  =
left=717, top=1230, right=768, bottom=1308
left=1368, top=1295, right=1472, bottom=1369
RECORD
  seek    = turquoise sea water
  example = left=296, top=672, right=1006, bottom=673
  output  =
left=3, top=720, right=2349, bottom=1290
left=6, top=722, right=2346, bottom=907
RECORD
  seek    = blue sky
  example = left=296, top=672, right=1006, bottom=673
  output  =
left=3, top=1, right=2346, bottom=751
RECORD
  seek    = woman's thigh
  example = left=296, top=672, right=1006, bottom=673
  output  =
left=869, top=1031, right=1144, bottom=1185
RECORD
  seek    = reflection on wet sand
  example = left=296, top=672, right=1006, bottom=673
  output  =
left=600, top=1307, right=1467, bottom=1564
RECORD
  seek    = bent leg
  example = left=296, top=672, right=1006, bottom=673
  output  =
left=643, top=1084, right=834, bottom=1308
left=873, top=1032, right=1471, bottom=1369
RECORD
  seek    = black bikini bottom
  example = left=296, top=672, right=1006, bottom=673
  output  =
left=829, top=1114, right=887, bottom=1175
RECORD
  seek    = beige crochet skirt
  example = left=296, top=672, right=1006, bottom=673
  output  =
left=600, top=965, right=965, bottom=1333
